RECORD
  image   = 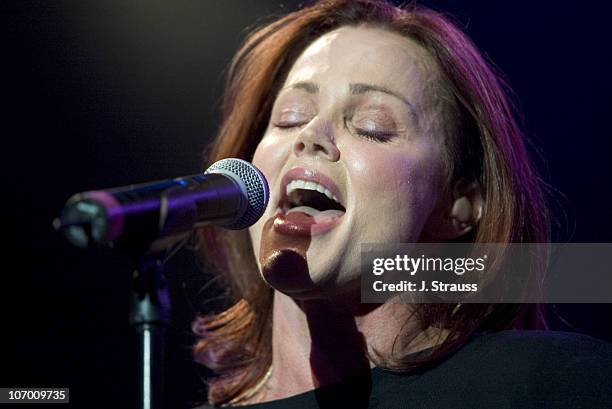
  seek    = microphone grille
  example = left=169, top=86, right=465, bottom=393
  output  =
left=205, top=158, right=269, bottom=230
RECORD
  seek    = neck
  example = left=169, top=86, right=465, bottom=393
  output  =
left=262, top=290, right=427, bottom=401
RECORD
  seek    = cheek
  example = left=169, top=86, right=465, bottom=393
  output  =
left=347, top=141, right=443, bottom=237
left=249, top=134, right=292, bottom=254
left=253, top=135, right=290, bottom=183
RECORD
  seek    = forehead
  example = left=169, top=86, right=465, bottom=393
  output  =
left=284, top=25, right=439, bottom=102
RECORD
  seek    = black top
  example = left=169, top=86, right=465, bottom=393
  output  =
left=195, top=330, right=612, bottom=408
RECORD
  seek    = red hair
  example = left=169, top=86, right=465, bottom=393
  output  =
left=193, top=0, right=549, bottom=405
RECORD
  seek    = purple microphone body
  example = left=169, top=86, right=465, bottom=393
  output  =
left=55, top=158, right=269, bottom=254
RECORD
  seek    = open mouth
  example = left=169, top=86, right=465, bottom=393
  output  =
left=274, top=168, right=346, bottom=236
left=285, top=179, right=346, bottom=214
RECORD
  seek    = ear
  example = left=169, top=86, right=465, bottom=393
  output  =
left=421, top=179, right=483, bottom=241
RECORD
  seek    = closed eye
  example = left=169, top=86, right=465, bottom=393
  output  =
left=344, top=115, right=396, bottom=143
left=353, top=128, right=396, bottom=142
left=274, top=120, right=308, bottom=129
left=273, top=109, right=313, bottom=129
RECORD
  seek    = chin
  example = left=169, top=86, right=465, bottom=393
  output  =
left=262, top=254, right=360, bottom=301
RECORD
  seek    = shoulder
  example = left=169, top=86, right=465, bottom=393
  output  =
left=435, top=330, right=612, bottom=408
left=462, top=329, right=612, bottom=367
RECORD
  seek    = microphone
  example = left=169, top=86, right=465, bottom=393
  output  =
left=54, top=158, right=269, bottom=254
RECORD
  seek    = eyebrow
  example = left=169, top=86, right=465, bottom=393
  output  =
left=287, top=81, right=415, bottom=111
left=289, top=82, right=319, bottom=94
left=349, top=83, right=415, bottom=111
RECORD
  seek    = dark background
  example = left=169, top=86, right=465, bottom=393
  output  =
left=3, top=1, right=611, bottom=408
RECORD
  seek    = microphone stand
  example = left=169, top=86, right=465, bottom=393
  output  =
left=129, top=255, right=170, bottom=409
left=55, top=158, right=269, bottom=408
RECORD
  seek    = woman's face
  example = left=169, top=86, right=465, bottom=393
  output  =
left=248, top=25, right=448, bottom=298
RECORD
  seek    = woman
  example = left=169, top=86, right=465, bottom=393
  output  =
left=193, top=0, right=612, bottom=407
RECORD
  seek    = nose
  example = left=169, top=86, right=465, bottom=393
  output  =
left=293, top=120, right=340, bottom=162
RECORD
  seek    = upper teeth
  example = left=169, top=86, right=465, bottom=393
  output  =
left=286, top=180, right=340, bottom=203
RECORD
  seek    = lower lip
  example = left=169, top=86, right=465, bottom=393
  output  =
left=273, top=210, right=343, bottom=237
